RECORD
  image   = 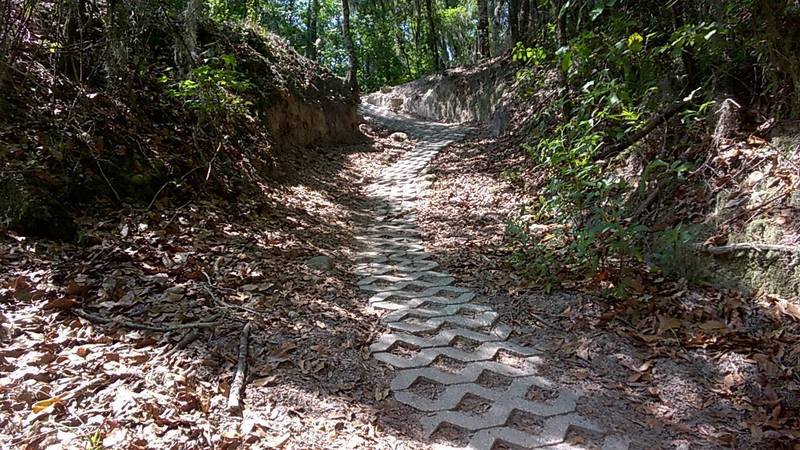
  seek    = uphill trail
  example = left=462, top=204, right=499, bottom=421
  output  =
left=355, top=104, right=631, bottom=450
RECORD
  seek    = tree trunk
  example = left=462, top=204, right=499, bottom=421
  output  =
left=413, top=0, right=423, bottom=73
left=306, top=0, right=319, bottom=60
left=477, top=0, right=490, bottom=58
left=549, top=0, right=570, bottom=115
left=491, top=0, right=503, bottom=55
left=393, top=5, right=412, bottom=77
left=177, top=0, right=201, bottom=74
left=424, top=0, right=442, bottom=70
left=106, top=0, right=128, bottom=82
left=509, top=0, right=520, bottom=46
left=340, top=0, right=359, bottom=97
left=61, top=0, right=87, bottom=80
left=520, top=0, right=531, bottom=45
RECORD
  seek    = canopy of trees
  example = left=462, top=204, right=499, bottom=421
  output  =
left=5, top=0, right=799, bottom=108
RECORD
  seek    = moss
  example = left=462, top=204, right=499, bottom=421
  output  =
left=701, top=251, right=800, bottom=298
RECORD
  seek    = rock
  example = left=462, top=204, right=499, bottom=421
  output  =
left=390, top=132, right=409, bottom=142
left=306, top=255, right=334, bottom=271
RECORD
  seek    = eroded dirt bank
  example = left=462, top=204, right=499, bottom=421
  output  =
left=364, top=56, right=517, bottom=135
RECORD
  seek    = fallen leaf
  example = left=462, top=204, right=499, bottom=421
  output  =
left=31, top=396, right=62, bottom=413
left=43, top=297, right=77, bottom=310
left=657, top=315, right=682, bottom=334
left=253, top=375, right=278, bottom=387
left=265, top=432, right=291, bottom=448
left=374, top=387, right=390, bottom=401
left=66, top=282, right=89, bottom=297
left=698, top=320, right=727, bottom=332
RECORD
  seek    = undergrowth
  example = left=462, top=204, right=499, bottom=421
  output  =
left=504, top=4, right=780, bottom=297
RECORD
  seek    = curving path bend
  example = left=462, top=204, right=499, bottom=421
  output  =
left=356, top=104, right=630, bottom=450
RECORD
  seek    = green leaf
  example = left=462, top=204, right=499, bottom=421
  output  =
left=627, top=33, right=644, bottom=52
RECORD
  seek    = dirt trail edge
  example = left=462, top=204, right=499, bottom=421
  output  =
left=356, top=104, right=631, bottom=450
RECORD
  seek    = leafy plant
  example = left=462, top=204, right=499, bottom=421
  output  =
left=159, top=53, right=253, bottom=119
left=649, top=225, right=707, bottom=283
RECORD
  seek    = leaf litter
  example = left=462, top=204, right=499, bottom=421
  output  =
left=0, top=120, right=431, bottom=449
left=416, top=129, right=800, bottom=449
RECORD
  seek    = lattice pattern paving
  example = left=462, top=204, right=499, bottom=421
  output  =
left=357, top=104, right=629, bottom=450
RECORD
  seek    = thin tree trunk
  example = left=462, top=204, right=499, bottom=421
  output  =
left=509, top=0, right=519, bottom=46
left=477, top=0, right=490, bottom=58
left=306, top=0, right=319, bottom=60
left=393, top=5, right=412, bottom=77
left=177, top=0, right=201, bottom=74
left=106, top=0, right=127, bottom=82
left=62, top=0, right=87, bottom=80
left=424, top=0, right=441, bottom=70
left=413, top=0, right=423, bottom=73
left=340, top=0, right=359, bottom=97
left=550, top=0, right=570, bottom=115
left=520, top=0, right=531, bottom=45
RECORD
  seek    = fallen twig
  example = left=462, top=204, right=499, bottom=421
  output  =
left=228, top=321, right=252, bottom=414
left=157, top=329, right=201, bottom=362
left=73, top=309, right=221, bottom=332
left=698, top=242, right=799, bottom=255
left=146, top=165, right=203, bottom=211
left=202, top=271, right=264, bottom=316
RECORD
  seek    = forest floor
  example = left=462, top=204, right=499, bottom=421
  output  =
left=416, top=126, right=800, bottom=449
left=2, top=106, right=799, bottom=450
left=0, top=118, right=430, bottom=449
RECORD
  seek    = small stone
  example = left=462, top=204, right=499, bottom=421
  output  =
left=390, top=132, right=409, bottom=142
left=306, top=255, right=334, bottom=271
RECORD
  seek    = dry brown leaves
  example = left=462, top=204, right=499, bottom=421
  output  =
left=416, top=128, right=800, bottom=449
left=0, top=123, right=427, bottom=449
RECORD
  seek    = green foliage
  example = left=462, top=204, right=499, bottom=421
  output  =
left=160, top=54, right=253, bottom=119
left=85, top=430, right=103, bottom=450
left=512, top=43, right=546, bottom=65
left=506, top=4, right=725, bottom=291
left=649, top=224, right=706, bottom=283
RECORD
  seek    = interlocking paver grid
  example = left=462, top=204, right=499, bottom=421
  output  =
left=357, top=103, right=629, bottom=450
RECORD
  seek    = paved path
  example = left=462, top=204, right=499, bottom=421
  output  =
left=357, top=104, right=629, bottom=450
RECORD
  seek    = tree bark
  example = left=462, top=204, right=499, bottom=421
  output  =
left=491, top=0, right=503, bottom=55
left=477, top=0, right=490, bottom=58
left=520, top=0, right=531, bottom=45
left=549, top=0, right=570, bottom=115
left=340, top=0, right=359, bottom=97
left=424, top=0, right=442, bottom=70
left=177, top=0, right=201, bottom=74
left=306, top=0, right=319, bottom=60
left=509, top=0, right=520, bottom=46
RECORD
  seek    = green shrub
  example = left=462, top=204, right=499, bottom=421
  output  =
left=160, top=53, right=253, bottom=120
